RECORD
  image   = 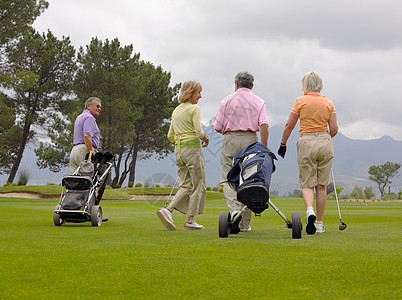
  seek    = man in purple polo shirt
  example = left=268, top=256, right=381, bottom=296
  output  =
left=212, top=72, right=269, bottom=232
left=69, top=97, right=101, bottom=174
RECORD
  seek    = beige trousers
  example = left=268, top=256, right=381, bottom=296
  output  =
left=170, top=147, right=206, bottom=216
left=69, top=144, right=97, bottom=174
left=220, top=131, right=258, bottom=230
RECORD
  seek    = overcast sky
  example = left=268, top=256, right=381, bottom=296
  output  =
left=33, top=0, right=402, bottom=141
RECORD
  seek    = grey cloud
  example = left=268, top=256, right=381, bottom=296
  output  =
left=33, top=0, right=402, bottom=141
left=191, top=0, right=402, bottom=52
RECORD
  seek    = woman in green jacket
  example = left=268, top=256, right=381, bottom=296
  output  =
left=157, top=81, right=209, bottom=231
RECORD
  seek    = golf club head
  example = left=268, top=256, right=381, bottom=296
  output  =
left=339, top=221, right=347, bottom=230
left=93, top=152, right=104, bottom=164
left=101, top=152, right=114, bottom=163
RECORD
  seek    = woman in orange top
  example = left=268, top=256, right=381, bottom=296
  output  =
left=278, top=71, right=338, bottom=234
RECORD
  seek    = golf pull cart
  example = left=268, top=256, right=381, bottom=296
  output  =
left=218, top=142, right=302, bottom=239
left=53, top=152, right=113, bottom=227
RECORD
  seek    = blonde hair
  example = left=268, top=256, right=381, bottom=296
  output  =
left=302, top=71, right=323, bottom=93
left=179, top=81, right=202, bottom=102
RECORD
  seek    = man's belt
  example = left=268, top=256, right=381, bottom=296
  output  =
left=73, top=143, right=97, bottom=149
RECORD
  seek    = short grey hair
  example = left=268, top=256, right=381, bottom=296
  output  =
left=85, top=97, right=102, bottom=108
left=235, top=72, right=254, bottom=89
left=302, top=71, right=323, bottom=93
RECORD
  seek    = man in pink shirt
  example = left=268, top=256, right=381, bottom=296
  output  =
left=212, top=72, right=269, bottom=232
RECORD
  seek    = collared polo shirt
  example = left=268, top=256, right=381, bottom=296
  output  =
left=73, top=109, right=100, bottom=148
left=212, top=88, right=268, bottom=134
left=291, top=92, right=336, bottom=133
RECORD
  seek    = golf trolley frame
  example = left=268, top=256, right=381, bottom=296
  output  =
left=218, top=198, right=303, bottom=239
left=219, top=142, right=303, bottom=239
left=53, top=154, right=113, bottom=227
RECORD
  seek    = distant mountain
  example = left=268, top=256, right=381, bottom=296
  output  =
left=265, top=127, right=402, bottom=195
left=198, top=123, right=402, bottom=196
left=1, top=124, right=401, bottom=197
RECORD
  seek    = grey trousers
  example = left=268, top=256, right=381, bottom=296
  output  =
left=220, top=132, right=258, bottom=230
left=69, top=144, right=97, bottom=174
left=170, top=147, right=206, bottom=216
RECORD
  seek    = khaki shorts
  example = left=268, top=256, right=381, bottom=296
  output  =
left=297, top=131, right=333, bottom=188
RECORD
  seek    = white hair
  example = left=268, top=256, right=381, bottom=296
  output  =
left=85, top=97, right=102, bottom=108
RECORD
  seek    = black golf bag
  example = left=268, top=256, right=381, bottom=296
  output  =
left=61, top=175, right=95, bottom=211
left=227, top=142, right=277, bottom=215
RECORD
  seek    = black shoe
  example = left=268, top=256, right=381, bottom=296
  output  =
left=306, top=212, right=316, bottom=234
left=230, top=213, right=241, bottom=234
left=102, top=217, right=109, bottom=222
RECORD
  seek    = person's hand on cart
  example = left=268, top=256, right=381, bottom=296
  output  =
left=86, top=150, right=93, bottom=162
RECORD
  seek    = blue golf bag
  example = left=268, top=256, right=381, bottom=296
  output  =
left=227, top=142, right=277, bottom=215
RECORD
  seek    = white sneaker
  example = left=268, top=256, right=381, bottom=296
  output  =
left=315, top=221, right=325, bottom=233
left=306, top=209, right=316, bottom=234
left=183, top=221, right=204, bottom=230
left=240, top=226, right=251, bottom=232
left=157, top=208, right=176, bottom=231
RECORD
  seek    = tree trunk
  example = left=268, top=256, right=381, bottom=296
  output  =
left=379, top=183, right=385, bottom=199
left=118, top=144, right=134, bottom=187
left=128, top=139, right=139, bottom=186
left=7, top=119, right=31, bottom=183
left=111, top=144, right=125, bottom=187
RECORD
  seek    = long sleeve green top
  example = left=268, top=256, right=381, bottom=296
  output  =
left=167, top=102, right=205, bottom=148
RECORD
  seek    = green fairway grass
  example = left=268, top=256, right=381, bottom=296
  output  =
left=0, top=194, right=401, bottom=299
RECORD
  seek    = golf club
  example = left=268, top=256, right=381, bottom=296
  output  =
left=163, top=176, right=179, bottom=208
left=331, top=168, right=347, bottom=230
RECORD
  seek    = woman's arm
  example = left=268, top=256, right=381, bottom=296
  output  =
left=167, top=120, right=175, bottom=144
left=193, top=106, right=209, bottom=147
left=280, top=112, right=299, bottom=145
left=328, top=112, right=338, bottom=138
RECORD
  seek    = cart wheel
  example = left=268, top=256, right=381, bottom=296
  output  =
left=53, top=205, right=65, bottom=226
left=219, top=211, right=231, bottom=238
left=291, top=211, right=302, bottom=239
left=91, top=205, right=103, bottom=227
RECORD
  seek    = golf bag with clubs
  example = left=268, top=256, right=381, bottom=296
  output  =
left=219, top=142, right=303, bottom=238
left=53, top=152, right=113, bottom=227
left=227, top=141, right=277, bottom=215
